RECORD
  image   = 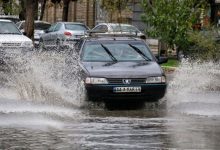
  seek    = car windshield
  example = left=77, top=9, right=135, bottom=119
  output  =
left=65, top=24, right=88, bottom=31
left=111, top=25, right=139, bottom=33
left=0, top=21, right=22, bottom=34
left=81, top=41, right=153, bottom=62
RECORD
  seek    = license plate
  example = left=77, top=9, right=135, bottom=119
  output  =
left=113, top=87, right=141, bottom=93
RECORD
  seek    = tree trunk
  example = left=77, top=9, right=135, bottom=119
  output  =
left=86, top=0, right=89, bottom=25
left=62, top=0, right=70, bottom=21
left=25, top=0, right=35, bottom=42
left=34, top=0, right=39, bottom=20
left=54, top=2, right=57, bottom=22
left=39, top=0, right=46, bottom=20
left=73, top=1, right=77, bottom=21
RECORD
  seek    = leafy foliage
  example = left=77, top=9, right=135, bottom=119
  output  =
left=141, top=0, right=208, bottom=49
left=0, top=0, right=20, bottom=15
left=187, top=29, right=220, bottom=61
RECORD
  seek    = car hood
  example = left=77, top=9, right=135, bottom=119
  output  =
left=81, top=61, right=164, bottom=78
left=0, top=34, right=32, bottom=42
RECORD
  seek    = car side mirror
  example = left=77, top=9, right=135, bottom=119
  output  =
left=156, top=56, right=168, bottom=64
left=23, top=32, right=27, bottom=35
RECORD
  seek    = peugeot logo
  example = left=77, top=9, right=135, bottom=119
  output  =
left=122, top=79, right=131, bottom=84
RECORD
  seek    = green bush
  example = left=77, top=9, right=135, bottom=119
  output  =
left=185, top=30, right=220, bottom=61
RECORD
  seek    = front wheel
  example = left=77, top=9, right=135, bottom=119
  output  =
left=56, top=39, right=63, bottom=51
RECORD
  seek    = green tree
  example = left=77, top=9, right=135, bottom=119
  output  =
left=0, top=0, right=20, bottom=15
left=141, top=0, right=208, bottom=51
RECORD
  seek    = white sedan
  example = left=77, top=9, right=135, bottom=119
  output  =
left=0, top=19, right=33, bottom=50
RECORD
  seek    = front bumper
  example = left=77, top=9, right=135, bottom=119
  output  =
left=85, top=83, right=167, bottom=101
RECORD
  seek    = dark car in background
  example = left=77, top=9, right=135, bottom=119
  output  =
left=39, top=22, right=89, bottom=50
left=16, top=20, right=51, bottom=46
left=75, top=35, right=167, bottom=101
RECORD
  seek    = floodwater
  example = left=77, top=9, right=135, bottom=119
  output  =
left=0, top=49, right=220, bottom=149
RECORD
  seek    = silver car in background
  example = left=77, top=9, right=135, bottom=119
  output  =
left=91, top=23, right=146, bottom=39
left=16, top=20, right=51, bottom=46
left=39, top=22, right=89, bottom=49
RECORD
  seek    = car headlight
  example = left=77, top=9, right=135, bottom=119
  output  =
left=85, top=77, right=108, bottom=84
left=146, top=76, right=166, bottom=83
left=22, top=41, right=33, bottom=47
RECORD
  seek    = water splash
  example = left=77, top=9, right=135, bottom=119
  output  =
left=167, top=59, right=220, bottom=116
left=0, top=48, right=86, bottom=107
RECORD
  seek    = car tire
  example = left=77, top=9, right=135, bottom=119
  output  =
left=56, top=39, right=62, bottom=51
left=39, top=39, right=46, bottom=52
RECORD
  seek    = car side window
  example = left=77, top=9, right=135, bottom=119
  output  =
left=47, top=23, right=56, bottom=33
left=93, top=25, right=107, bottom=32
left=54, top=23, right=62, bottom=32
left=100, top=25, right=108, bottom=32
left=93, top=25, right=101, bottom=31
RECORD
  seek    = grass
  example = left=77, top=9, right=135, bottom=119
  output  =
left=161, top=58, right=179, bottom=68
left=161, top=58, right=179, bottom=73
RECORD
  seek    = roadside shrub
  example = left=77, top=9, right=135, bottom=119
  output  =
left=185, top=30, right=220, bottom=61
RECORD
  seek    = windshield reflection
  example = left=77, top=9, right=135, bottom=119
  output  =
left=82, top=41, right=153, bottom=62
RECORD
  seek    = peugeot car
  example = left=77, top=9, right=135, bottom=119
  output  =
left=75, top=35, right=167, bottom=101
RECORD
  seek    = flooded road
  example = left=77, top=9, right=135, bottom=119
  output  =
left=0, top=50, right=220, bottom=149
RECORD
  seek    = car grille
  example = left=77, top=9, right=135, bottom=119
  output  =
left=2, top=42, right=21, bottom=47
left=107, top=78, right=146, bottom=84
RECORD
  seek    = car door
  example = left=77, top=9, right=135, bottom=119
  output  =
left=50, top=23, right=63, bottom=45
left=42, top=23, right=57, bottom=46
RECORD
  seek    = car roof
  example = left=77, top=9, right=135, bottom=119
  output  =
left=85, top=36, right=142, bottom=42
left=0, top=19, right=13, bottom=22
left=98, top=23, right=135, bottom=27
left=57, top=22, right=86, bottom=25
left=18, top=20, right=51, bottom=24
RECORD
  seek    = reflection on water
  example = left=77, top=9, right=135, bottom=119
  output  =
left=0, top=50, right=220, bottom=149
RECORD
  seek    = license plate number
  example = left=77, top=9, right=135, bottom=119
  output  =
left=113, top=87, right=141, bottom=93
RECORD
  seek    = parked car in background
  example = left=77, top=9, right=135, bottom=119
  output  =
left=0, top=19, right=33, bottom=50
left=16, top=20, right=51, bottom=46
left=91, top=23, right=146, bottom=39
left=75, top=34, right=167, bottom=101
left=39, top=22, right=89, bottom=50
left=0, top=15, right=20, bottom=23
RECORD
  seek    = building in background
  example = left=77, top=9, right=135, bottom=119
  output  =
left=131, top=0, right=147, bottom=32
left=42, top=0, right=96, bottom=28
left=42, top=0, right=133, bottom=28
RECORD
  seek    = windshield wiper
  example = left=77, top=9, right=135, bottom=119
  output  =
left=100, top=44, right=117, bottom=62
left=128, top=44, right=151, bottom=61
